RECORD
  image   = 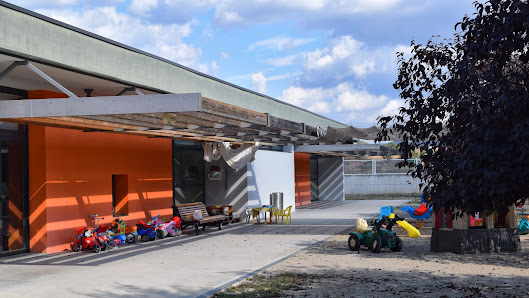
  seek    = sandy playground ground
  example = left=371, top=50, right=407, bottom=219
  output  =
left=217, top=209, right=529, bottom=297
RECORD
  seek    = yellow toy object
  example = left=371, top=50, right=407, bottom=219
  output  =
left=396, top=219, right=420, bottom=237
left=387, top=213, right=420, bottom=237
left=356, top=218, right=369, bottom=233
left=278, top=206, right=292, bottom=224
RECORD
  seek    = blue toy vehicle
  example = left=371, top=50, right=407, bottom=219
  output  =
left=137, top=220, right=158, bottom=242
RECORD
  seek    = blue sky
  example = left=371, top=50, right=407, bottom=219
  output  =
left=11, top=0, right=479, bottom=127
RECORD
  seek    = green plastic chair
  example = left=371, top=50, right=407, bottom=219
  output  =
left=279, top=206, right=292, bottom=224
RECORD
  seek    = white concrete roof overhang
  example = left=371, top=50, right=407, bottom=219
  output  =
left=0, top=53, right=333, bottom=146
left=0, top=53, right=381, bottom=156
left=0, top=1, right=346, bottom=129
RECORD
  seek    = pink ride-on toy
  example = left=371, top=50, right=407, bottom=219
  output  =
left=154, top=216, right=182, bottom=237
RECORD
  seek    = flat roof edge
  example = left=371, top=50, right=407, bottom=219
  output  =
left=0, top=1, right=347, bottom=127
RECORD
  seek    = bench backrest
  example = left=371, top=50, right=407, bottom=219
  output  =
left=175, top=202, right=209, bottom=222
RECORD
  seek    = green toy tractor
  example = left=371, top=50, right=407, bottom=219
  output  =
left=348, top=215, right=403, bottom=253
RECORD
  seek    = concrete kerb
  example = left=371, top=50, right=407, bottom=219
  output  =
left=202, top=200, right=413, bottom=297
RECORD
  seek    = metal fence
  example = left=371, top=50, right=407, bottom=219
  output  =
left=344, top=159, right=420, bottom=175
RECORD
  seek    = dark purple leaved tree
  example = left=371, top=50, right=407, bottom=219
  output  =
left=377, top=0, right=529, bottom=217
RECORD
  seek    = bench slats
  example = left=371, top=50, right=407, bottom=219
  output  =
left=173, top=202, right=226, bottom=235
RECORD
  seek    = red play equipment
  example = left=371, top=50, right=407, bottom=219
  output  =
left=401, top=201, right=433, bottom=221
left=70, top=227, right=102, bottom=253
left=413, top=203, right=430, bottom=216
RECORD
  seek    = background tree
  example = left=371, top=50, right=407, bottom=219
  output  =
left=377, top=0, right=529, bottom=217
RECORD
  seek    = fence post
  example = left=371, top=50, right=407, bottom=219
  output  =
left=372, top=159, right=376, bottom=175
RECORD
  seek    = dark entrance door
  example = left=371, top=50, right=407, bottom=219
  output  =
left=0, top=129, right=29, bottom=256
left=172, top=140, right=205, bottom=206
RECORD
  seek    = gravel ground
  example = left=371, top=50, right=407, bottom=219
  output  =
left=219, top=207, right=529, bottom=297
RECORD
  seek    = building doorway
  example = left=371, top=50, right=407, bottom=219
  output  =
left=172, top=140, right=205, bottom=206
left=0, top=129, right=29, bottom=256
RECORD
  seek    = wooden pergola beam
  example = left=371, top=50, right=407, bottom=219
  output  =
left=201, top=97, right=268, bottom=126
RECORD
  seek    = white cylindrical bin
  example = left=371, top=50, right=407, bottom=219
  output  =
left=270, top=192, right=283, bottom=211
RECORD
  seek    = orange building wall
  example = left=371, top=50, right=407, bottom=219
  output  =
left=28, top=90, right=173, bottom=253
left=294, top=153, right=311, bottom=206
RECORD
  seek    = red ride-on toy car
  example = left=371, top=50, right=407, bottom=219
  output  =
left=70, top=227, right=102, bottom=253
left=70, top=215, right=112, bottom=253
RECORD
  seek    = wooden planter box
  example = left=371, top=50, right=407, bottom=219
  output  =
left=431, top=227, right=520, bottom=254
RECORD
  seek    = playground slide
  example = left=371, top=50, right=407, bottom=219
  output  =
left=396, top=220, right=420, bottom=238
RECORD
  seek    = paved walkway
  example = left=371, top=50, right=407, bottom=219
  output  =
left=0, top=199, right=409, bottom=297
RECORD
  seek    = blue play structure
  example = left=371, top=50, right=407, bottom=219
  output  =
left=519, top=211, right=529, bottom=235
left=519, top=219, right=529, bottom=235
left=379, top=206, right=394, bottom=220
left=401, top=194, right=433, bottom=221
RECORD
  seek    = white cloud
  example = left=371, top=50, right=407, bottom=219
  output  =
left=220, top=52, right=230, bottom=60
left=280, top=83, right=388, bottom=113
left=266, top=53, right=304, bottom=66
left=129, top=0, right=159, bottom=15
left=335, top=86, right=389, bottom=111
left=248, top=35, right=315, bottom=51
left=14, top=0, right=79, bottom=7
left=127, top=0, right=215, bottom=24
left=309, top=101, right=331, bottom=114
left=304, top=36, right=401, bottom=77
left=278, top=86, right=326, bottom=107
left=14, top=0, right=129, bottom=10
left=380, top=99, right=405, bottom=116
left=278, top=83, right=401, bottom=125
left=35, top=7, right=204, bottom=68
left=267, top=35, right=406, bottom=86
left=197, top=61, right=219, bottom=75
left=267, top=73, right=298, bottom=81
left=251, top=73, right=267, bottom=94
left=213, top=0, right=403, bottom=28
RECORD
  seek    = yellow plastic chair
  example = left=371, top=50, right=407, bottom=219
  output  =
left=279, top=206, right=292, bottom=224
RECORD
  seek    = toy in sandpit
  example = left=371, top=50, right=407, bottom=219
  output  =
left=518, top=212, right=529, bottom=235
left=378, top=206, right=420, bottom=238
left=348, top=215, right=404, bottom=253
left=401, top=195, right=433, bottom=221
left=153, top=216, right=183, bottom=237
left=401, top=203, right=433, bottom=221
left=519, top=219, right=529, bottom=235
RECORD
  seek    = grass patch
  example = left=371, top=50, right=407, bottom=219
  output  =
left=213, top=272, right=314, bottom=298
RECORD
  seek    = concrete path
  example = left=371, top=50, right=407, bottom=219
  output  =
left=0, top=199, right=409, bottom=297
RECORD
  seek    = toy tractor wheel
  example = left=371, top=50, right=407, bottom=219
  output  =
left=348, top=234, right=360, bottom=251
left=391, top=238, right=403, bottom=252
left=175, top=228, right=182, bottom=236
left=371, top=237, right=382, bottom=253
left=141, top=234, right=149, bottom=242
left=72, top=242, right=81, bottom=252
left=91, top=244, right=101, bottom=253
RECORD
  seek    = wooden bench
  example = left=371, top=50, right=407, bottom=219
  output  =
left=173, top=202, right=225, bottom=235
left=206, top=205, right=233, bottom=224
